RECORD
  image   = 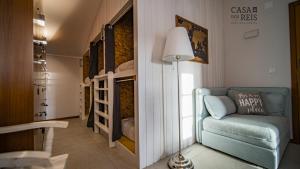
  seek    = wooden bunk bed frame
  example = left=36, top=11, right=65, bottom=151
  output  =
left=92, top=0, right=137, bottom=157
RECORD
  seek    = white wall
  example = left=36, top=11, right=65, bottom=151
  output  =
left=224, top=0, right=293, bottom=87
left=46, top=54, right=81, bottom=119
left=137, top=0, right=224, bottom=168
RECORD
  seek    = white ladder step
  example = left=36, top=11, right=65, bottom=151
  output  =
left=95, top=88, right=108, bottom=91
left=95, top=99, right=108, bottom=105
left=95, top=121, right=109, bottom=133
left=95, top=110, right=109, bottom=119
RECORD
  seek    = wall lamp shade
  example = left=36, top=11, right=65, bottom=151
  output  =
left=163, top=27, right=194, bottom=62
left=33, top=9, right=47, bottom=45
left=33, top=14, right=46, bottom=27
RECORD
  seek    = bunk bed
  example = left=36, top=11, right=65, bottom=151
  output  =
left=91, top=0, right=136, bottom=157
left=111, top=7, right=135, bottom=154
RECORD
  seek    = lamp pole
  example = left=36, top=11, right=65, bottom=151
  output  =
left=176, top=55, right=182, bottom=155
left=167, top=55, right=194, bottom=169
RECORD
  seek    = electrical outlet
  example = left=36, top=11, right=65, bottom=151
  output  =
left=268, top=67, right=276, bottom=74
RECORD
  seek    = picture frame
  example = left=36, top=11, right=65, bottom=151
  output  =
left=176, top=15, right=208, bottom=64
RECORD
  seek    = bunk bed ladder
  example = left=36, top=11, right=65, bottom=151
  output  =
left=93, top=72, right=115, bottom=147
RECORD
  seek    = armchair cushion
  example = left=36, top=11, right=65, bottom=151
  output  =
left=203, top=114, right=290, bottom=149
left=204, top=96, right=236, bottom=119
left=262, top=93, right=286, bottom=116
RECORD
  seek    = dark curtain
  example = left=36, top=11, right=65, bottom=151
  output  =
left=105, top=24, right=115, bottom=73
left=112, top=79, right=122, bottom=141
left=89, top=42, right=99, bottom=79
left=87, top=99, right=94, bottom=128
left=87, top=42, right=99, bottom=128
left=87, top=82, right=94, bottom=128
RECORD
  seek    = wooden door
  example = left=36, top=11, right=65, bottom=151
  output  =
left=290, top=0, right=300, bottom=144
left=0, top=0, right=34, bottom=152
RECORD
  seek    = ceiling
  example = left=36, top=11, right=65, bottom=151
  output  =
left=34, top=0, right=102, bottom=57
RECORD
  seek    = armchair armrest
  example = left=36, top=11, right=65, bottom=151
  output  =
left=0, top=121, right=69, bottom=154
left=193, top=88, right=228, bottom=143
left=0, top=151, right=51, bottom=168
left=0, top=121, right=68, bottom=134
left=0, top=151, right=68, bottom=169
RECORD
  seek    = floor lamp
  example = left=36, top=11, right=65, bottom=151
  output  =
left=163, top=27, right=195, bottom=169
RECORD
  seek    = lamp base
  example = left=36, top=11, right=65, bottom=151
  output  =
left=168, top=153, right=194, bottom=169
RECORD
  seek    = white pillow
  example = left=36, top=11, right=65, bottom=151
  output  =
left=84, top=77, right=91, bottom=85
left=99, top=69, right=105, bottom=75
left=204, top=96, right=236, bottom=119
left=115, top=60, right=134, bottom=73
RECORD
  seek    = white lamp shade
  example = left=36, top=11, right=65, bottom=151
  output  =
left=163, top=27, right=194, bottom=62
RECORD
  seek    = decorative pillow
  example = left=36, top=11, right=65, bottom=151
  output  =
left=204, top=96, right=236, bottom=120
left=234, top=92, right=267, bottom=115
left=261, top=93, right=285, bottom=116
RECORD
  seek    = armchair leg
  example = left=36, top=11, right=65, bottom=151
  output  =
left=44, top=128, right=54, bottom=154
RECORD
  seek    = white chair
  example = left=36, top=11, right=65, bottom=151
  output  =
left=0, top=121, right=69, bottom=169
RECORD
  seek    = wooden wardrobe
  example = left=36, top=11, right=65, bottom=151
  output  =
left=290, top=0, right=300, bottom=144
left=0, top=0, right=34, bottom=152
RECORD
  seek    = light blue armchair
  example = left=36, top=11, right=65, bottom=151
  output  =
left=193, top=87, right=291, bottom=169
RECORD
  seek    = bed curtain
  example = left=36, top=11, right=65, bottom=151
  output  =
left=105, top=24, right=115, bottom=73
left=88, top=42, right=99, bottom=79
left=112, top=79, right=122, bottom=141
left=87, top=42, right=99, bottom=128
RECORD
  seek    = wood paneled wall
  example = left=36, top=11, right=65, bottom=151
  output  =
left=137, top=0, right=224, bottom=167
left=0, top=0, right=34, bottom=152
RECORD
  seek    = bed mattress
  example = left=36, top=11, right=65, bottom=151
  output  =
left=121, top=117, right=135, bottom=141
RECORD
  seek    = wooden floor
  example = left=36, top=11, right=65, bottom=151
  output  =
left=118, top=136, right=135, bottom=153
left=52, top=118, right=137, bottom=169
left=52, top=118, right=300, bottom=169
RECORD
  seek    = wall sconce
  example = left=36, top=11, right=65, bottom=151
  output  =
left=243, top=29, right=259, bottom=39
left=33, top=8, right=47, bottom=45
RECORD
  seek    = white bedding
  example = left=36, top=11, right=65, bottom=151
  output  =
left=115, top=60, right=134, bottom=73
left=99, top=69, right=105, bottom=75
left=121, top=117, right=135, bottom=141
left=84, top=77, right=91, bottom=85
